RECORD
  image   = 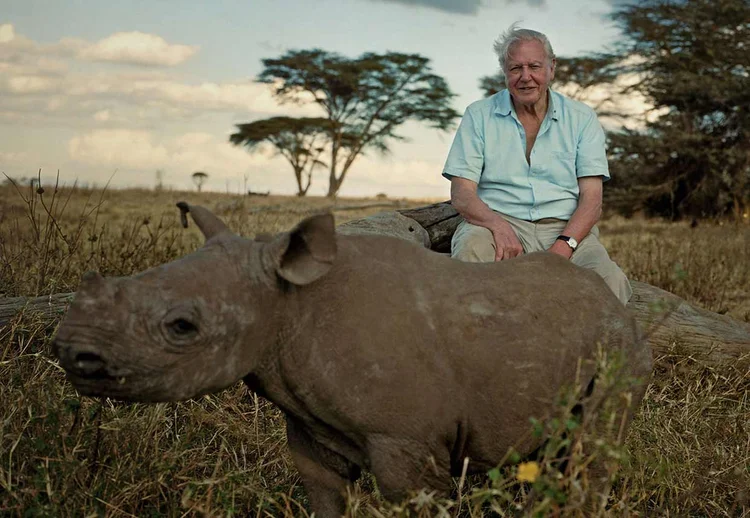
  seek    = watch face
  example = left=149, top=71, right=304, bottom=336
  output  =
left=570, top=237, right=578, bottom=249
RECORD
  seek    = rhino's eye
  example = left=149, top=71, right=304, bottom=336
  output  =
left=167, top=318, right=198, bottom=339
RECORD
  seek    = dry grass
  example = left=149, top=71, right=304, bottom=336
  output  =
left=1, top=180, right=748, bottom=517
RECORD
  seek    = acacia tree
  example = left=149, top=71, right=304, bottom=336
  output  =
left=230, top=117, right=330, bottom=196
left=255, top=49, right=459, bottom=197
left=191, top=171, right=208, bottom=192
left=605, top=0, right=750, bottom=219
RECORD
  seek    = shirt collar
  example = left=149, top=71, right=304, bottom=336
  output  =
left=494, top=88, right=559, bottom=121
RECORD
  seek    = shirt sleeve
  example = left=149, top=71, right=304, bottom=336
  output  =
left=442, top=107, right=484, bottom=183
left=576, top=111, right=610, bottom=181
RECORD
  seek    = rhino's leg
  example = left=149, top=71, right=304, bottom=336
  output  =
left=579, top=360, right=650, bottom=512
left=286, top=416, right=360, bottom=518
left=367, top=436, right=452, bottom=504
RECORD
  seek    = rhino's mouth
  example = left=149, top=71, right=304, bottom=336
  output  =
left=64, top=366, right=131, bottom=391
left=64, top=365, right=189, bottom=403
left=65, top=371, right=159, bottom=402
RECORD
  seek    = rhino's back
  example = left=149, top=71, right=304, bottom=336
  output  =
left=281, top=235, right=641, bottom=464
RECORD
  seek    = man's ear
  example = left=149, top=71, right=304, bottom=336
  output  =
left=266, top=213, right=337, bottom=286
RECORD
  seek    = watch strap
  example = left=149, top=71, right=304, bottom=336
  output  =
left=557, top=235, right=577, bottom=250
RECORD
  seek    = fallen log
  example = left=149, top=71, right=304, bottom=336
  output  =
left=1, top=292, right=75, bottom=330
left=2, top=202, right=748, bottom=365
left=626, top=281, right=750, bottom=364
left=364, top=202, right=750, bottom=365
left=399, top=201, right=460, bottom=253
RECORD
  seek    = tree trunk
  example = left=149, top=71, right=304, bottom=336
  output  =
left=327, top=144, right=340, bottom=198
left=3, top=201, right=749, bottom=366
left=327, top=176, right=341, bottom=198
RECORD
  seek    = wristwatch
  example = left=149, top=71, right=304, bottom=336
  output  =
left=556, top=235, right=578, bottom=251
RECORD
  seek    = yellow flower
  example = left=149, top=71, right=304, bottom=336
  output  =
left=516, top=461, right=540, bottom=483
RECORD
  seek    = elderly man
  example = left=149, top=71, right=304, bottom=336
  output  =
left=442, top=25, right=631, bottom=305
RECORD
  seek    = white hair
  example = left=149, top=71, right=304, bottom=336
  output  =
left=493, top=23, right=556, bottom=74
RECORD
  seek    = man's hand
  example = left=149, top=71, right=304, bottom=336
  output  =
left=547, top=239, right=573, bottom=260
left=491, top=222, right=524, bottom=261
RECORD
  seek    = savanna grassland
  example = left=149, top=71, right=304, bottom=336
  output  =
left=1, top=180, right=748, bottom=517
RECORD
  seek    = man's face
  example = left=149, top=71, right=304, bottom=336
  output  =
left=505, top=40, right=555, bottom=109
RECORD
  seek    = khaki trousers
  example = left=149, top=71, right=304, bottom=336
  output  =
left=451, top=214, right=632, bottom=305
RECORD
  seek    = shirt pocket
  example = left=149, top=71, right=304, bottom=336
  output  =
left=551, top=151, right=576, bottom=163
left=542, top=151, right=578, bottom=189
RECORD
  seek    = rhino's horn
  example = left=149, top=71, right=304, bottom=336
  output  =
left=176, top=202, right=231, bottom=240
left=78, top=270, right=116, bottom=302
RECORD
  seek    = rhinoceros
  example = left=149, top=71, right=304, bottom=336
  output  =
left=53, top=202, right=652, bottom=517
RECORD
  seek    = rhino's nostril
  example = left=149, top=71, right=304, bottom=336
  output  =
left=73, top=351, right=106, bottom=376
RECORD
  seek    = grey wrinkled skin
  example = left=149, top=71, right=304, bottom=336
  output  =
left=53, top=203, right=652, bottom=518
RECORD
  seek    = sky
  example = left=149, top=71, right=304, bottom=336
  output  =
left=1, top=0, right=632, bottom=199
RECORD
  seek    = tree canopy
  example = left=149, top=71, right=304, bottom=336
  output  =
left=606, top=0, right=750, bottom=219
left=250, top=49, right=459, bottom=197
left=230, top=117, right=331, bottom=196
left=191, top=171, right=208, bottom=192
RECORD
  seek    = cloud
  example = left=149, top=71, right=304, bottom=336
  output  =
left=61, top=127, right=450, bottom=198
left=337, top=154, right=450, bottom=198
left=0, top=23, right=15, bottom=43
left=67, top=129, right=267, bottom=174
left=367, top=0, right=546, bottom=15
left=0, top=24, right=196, bottom=67
left=61, top=129, right=304, bottom=193
left=0, top=28, right=87, bottom=62
left=506, top=0, right=545, bottom=6
left=369, top=0, right=483, bottom=15
left=0, top=56, right=68, bottom=77
left=57, top=76, right=320, bottom=122
left=0, top=25, right=73, bottom=80
left=0, top=24, right=318, bottom=126
left=69, top=129, right=171, bottom=169
left=0, top=150, right=29, bottom=162
left=124, top=79, right=318, bottom=114
left=79, top=31, right=199, bottom=67
left=6, top=75, right=60, bottom=93
left=93, top=110, right=110, bottom=122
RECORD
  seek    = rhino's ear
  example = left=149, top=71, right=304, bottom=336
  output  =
left=176, top=202, right=231, bottom=241
left=267, top=213, right=336, bottom=286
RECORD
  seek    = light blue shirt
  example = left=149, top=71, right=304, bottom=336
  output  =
left=442, top=89, right=609, bottom=221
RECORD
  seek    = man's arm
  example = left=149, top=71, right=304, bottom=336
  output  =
left=547, top=176, right=603, bottom=259
left=451, top=177, right=523, bottom=261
